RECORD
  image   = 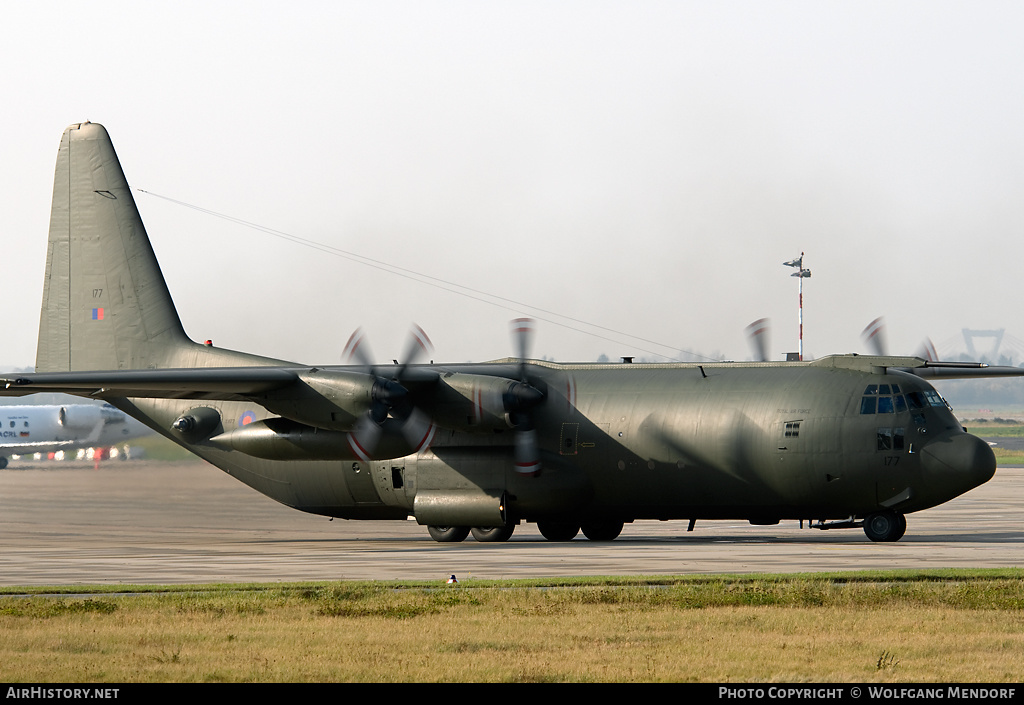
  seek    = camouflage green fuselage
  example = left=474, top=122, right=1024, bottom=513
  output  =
left=113, top=356, right=987, bottom=526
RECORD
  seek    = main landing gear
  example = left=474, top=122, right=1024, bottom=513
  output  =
left=427, top=524, right=513, bottom=543
left=426, top=519, right=626, bottom=543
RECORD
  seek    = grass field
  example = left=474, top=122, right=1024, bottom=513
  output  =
left=965, top=421, right=1024, bottom=437
left=2, top=571, right=1023, bottom=682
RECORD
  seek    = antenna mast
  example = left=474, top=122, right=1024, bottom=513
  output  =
left=783, top=253, right=811, bottom=360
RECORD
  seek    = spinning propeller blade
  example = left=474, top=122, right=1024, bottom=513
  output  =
left=745, top=318, right=770, bottom=362
left=861, top=317, right=888, bottom=357
left=509, top=318, right=542, bottom=476
left=343, top=324, right=436, bottom=460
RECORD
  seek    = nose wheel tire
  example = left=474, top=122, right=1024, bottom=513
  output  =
left=471, top=525, right=515, bottom=542
left=863, top=510, right=907, bottom=542
left=427, top=525, right=471, bottom=543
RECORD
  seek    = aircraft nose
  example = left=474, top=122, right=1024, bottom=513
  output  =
left=920, top=433, right=996, bottom=493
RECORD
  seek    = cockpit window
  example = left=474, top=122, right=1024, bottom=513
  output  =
left=907, top=392, right=926, bottom=409
left=861, top=385, right=907, bottom=415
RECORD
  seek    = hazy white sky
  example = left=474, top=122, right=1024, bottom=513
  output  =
left=3, top=1, right=1024, bottom=369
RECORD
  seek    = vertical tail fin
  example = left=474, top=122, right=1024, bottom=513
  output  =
left=36, top=122, right=191, bottom=373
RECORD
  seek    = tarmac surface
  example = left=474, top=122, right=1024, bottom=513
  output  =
left=1, top=458, right=1021, bottom=586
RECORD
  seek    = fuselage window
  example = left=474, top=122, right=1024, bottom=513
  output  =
left=877, top=427, right=906, bottom=452
left=877, top=428, right=893, bottom=450
left=785, top=421, right=801, bottom=437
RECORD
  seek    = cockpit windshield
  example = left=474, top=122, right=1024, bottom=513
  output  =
left=861, top=384, right=949, bottom=415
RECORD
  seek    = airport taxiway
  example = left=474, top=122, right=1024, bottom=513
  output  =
left=1, top=459, right=1021, bottom=586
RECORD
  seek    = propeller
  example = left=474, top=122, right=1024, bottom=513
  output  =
left=342, top=325, right=436, bottom=462
left=745, top=318, right=771, bottom=362
left=861, top=317, right=887, bottom=356
left=916, top=338, right=939, bottom=362
left=507, top=318, right=544, bottom=476
left=861, top=317, right=938, bottom=361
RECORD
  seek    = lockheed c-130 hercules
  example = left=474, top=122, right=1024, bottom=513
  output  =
left=2, top=122, right=1017, bottom=543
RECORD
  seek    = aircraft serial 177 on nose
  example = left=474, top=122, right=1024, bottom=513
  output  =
left=2, top=122, right=1016, bottom=543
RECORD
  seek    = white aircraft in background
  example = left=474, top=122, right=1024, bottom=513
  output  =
left=0, top=403, right=152, bottom=468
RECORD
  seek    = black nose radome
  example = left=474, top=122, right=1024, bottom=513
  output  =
left=920, top=433, right=996, bottom=494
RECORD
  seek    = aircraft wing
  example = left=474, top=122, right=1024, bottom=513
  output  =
left=814, top=355, right=1024, bottom=380
left=1, top=367, right=302, bottom=401
left=905, top=362, right=1024, bottom=380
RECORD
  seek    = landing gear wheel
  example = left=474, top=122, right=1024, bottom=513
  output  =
left=581, top=520, right=624, bottom=541
left=0, top=456, right=7, bottom=470
left=863, top=510, right=906, bottom=542
left=427, top=525, right=470, bottom=543
left=537, top=521, right=579, bottom=541
left=471, top=525, right=515, bottom=542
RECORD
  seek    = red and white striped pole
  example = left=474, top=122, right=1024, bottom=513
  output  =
left=783, top=253, right=811, bottom=361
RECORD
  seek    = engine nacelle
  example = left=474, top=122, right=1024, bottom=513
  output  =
left=259, top=369, right=376, bottom=431
left=426, top=372, right=541, bottom=433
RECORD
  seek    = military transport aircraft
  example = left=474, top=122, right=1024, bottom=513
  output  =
left=0, top=402, right=151, bottom=469
left=1, top=122, right=1018, bottom=543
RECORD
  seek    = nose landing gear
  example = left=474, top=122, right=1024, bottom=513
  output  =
left=863, top=510, right=907, bottom=542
